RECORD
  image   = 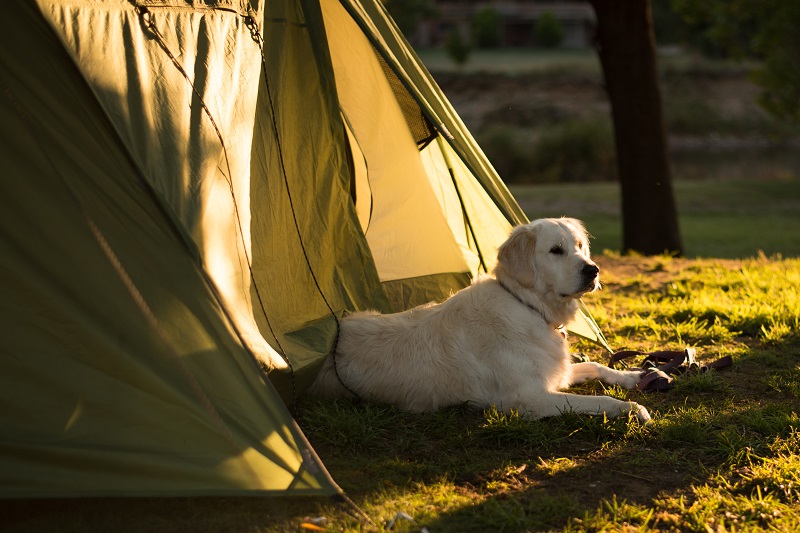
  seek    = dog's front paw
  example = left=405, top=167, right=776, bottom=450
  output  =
left=633, top=403, right=652, bottom=425
left=617, top=370, right=644, bottom=390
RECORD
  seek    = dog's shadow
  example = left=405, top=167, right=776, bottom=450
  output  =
left=298, top=393, right=686, bottom=526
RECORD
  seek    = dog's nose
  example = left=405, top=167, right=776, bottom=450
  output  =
left=582, top=264, right=599, bottom=278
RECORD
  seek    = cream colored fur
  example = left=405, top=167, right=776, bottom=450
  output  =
left=307, top=218, right=650, bottom=423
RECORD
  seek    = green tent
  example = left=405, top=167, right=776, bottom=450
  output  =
left=0, top=0, right=609, bottom=498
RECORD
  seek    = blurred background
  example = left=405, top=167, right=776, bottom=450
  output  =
left=384, top=0, right=800, bottom=258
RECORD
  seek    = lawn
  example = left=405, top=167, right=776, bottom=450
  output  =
left=511, top=179, right=800, bottom=258
left=5, top=181, right=800, bottom=531
left=414, top=47, right=755, bottom=78
left=416, top=48, right=602, bottom=77
left=286, top=254, right=800, bottom=533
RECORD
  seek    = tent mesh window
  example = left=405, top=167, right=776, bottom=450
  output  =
left=372, top=46, right=437, bottom=149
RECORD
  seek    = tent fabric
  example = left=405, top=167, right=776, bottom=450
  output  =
left=0, top=0, right=610, bottom=499
left=1, top=0, right=338, bottom=498
left=337, top=0, right=528, bottom=228
left=321, top=0, right=472, bottom=284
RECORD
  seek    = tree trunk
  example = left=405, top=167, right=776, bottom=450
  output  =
left=589, top=0, right=683, bottom=256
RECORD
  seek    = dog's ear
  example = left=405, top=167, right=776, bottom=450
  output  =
left=496, top=223, right=538, bottom=288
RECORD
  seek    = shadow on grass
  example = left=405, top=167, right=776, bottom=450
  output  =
left=3, top=341, right=797, bottom=532
left=1, top=494, right=340, bottom=533
left=298, top=339, right=800, bottom=531
left=419, top=341, right=800, bottom=531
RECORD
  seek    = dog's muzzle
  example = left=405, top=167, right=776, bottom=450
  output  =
left=580, top=263, right=600, bottom=292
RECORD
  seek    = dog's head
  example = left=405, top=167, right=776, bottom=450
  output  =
left=495, top=218, right=599, bottom=300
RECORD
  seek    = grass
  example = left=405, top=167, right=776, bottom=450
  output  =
left=291, top=254, right=800, bottom=533
left=510, top=179, right=800, bottom=258
left=6, top=222, right=800, bottom=532
left=415, top=47, right=756, bottom=79
left=416, top=48, right=602, bottom=77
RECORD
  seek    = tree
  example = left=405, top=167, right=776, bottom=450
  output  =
left=384, top=0, right=439, bottom=38
left=534, top=11, right=564, bottom=48
left=445, top=27, right=471, bottom=68
left=589, top=0, right=683, bottom=256
left=470, top=7, right=501, bottom=48
left=671, top=0, right=800, bottom=123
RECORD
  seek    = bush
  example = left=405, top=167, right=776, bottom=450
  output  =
left=477, top=125, right=537, bottom=182
left=530, top=118, right=617, bottom=182
left=479, top=118, right=617, bottom=184
left=444, top=27, right=471, bottom=66
left=470, top=7, right=501, bottom=48
left=384, top=0, right=439, bottom=37
left=535, top=11, right=564, bottom=48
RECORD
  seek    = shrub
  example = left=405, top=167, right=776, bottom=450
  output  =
left=535, top=11, right=564, bottom=48
left=477, top=125, right=537, bottom=182
left=479, top=119, right=617, bottom=184
left=529, top=117, right=617, bottom=182
left=470, top=7, right=501, bottom=48
left=384, top=0, right=439, bottom=37
left=444, top=27, right=471, bottom=66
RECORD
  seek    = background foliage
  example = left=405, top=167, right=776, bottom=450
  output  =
left=470, top=7, right=501, bottom=49
left=534, top=11, right=564, bottom=49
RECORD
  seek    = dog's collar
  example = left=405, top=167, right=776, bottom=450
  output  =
left=497, top=279, right=567, bottom=337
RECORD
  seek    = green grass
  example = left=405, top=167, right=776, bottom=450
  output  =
left=7, top=257, right=800, bottom=532
left=416, top=48, right=602, bottom=77
left=291, top=255, right=800, bottom=532
left=415, top=47, right=755, bottom=78
left=510, top=179, right=800, bottom=258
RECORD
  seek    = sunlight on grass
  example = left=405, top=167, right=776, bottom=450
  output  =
left=592, top=257, right=800, bottom=348
left=672, top=370, right=731, bottom=394
left=362, top=478, right=477, bottom=531
left=281, top=250, right=800, bottom=533
left=655, top=433, right=800, bottom=532
left=658, top=403, right=719, bottom=447
left=766, top=369, right=800, bottom=398
left=567, top=495, right=656, bottom=532
left=536, top=456, right=578, bottom=477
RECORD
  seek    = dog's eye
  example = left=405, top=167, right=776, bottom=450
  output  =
left=549, top=245, right=564, bottom=255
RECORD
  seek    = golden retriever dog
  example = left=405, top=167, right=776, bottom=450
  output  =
left=308, top=218, right=650, bottom=423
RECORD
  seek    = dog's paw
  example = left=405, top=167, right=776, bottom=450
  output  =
left=617, top=370, right=644, bottom=390
left=633, top=403, right=652, bottom=425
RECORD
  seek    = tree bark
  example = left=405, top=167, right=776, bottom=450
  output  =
left=589, top=0, right=683, bottom=255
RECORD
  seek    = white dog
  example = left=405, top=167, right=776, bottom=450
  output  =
left=308, top=218, right=650, bottom=423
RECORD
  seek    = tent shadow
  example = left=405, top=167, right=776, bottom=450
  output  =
left=0, top=494, right=334, bottom=532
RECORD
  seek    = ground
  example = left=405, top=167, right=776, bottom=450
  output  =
left=431, top=68, right=766, bottom=138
